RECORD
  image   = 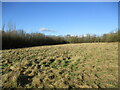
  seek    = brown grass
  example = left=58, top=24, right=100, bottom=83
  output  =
left=1, top=42, right=118, bottom=88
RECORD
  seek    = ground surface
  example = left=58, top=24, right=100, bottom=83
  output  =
left=1, top=43, right=118, bottom=88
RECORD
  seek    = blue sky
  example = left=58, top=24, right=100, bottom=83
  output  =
left=2, top=2, right=118, bottom=36
left=0, top=2, right=2, bottom=30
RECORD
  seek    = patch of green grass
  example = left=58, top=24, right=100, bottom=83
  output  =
left=70, top=64, right=78, bottom=71
left=2, top=64, right=8, bottom=69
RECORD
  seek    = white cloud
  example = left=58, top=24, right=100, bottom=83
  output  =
left=39, top=28, right=56, bottom=32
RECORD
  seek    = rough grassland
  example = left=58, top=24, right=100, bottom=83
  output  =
left=1, top=43, right=118, bottom=88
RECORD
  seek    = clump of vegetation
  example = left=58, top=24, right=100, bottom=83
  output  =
left=1, top=43, right=118, bottom=88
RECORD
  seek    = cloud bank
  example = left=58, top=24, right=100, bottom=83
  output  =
left=39, top=28, right=56, bottom=32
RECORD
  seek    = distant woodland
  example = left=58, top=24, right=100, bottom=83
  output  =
left=1, top=24, right=119, bottom=49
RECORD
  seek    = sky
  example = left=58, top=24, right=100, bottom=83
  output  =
left=0, top=2, right=2, bottom=30
left=2, top=2, right=118, bottom=36
left=2, top=0, right=120, bottom=2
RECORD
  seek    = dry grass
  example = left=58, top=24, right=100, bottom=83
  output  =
left=1, top=42, right=118, bottom=88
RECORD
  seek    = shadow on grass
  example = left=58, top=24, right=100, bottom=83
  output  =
left=17, top=74, right=33, bottom=87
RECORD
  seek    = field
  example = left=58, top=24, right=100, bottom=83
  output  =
left=1, top=43, right=118, bottom=88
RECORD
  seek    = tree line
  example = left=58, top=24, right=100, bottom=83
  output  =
left=0, top=28, right=119, bottom=50
left=65, top=31, right=119, bottom=43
